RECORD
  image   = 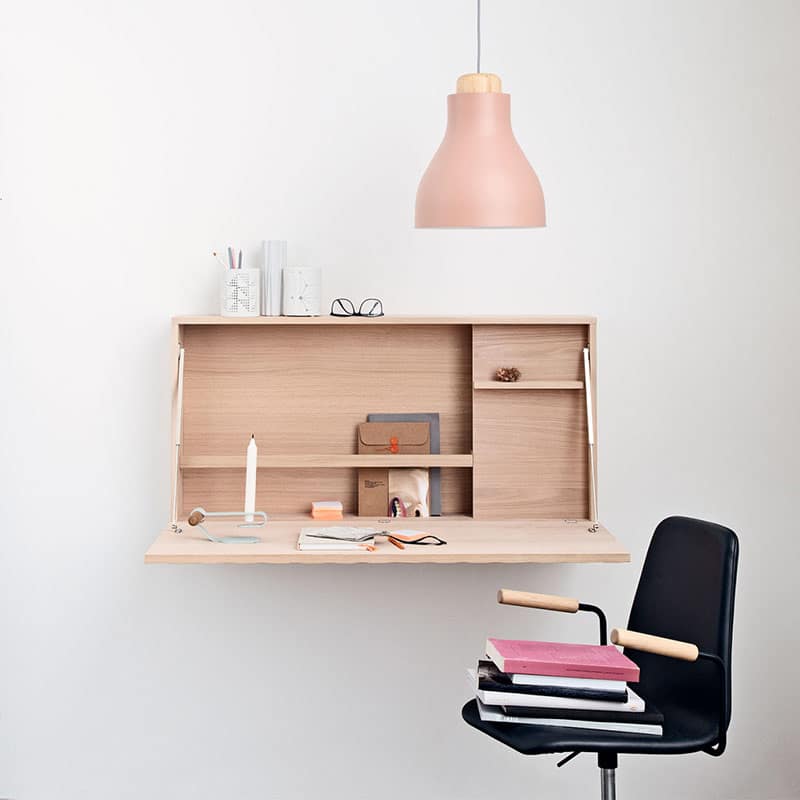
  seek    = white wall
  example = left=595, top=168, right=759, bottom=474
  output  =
left=1, top=1, right=798, bottom=798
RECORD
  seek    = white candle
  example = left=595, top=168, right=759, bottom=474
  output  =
left=244, top=434, right=257, bottom=522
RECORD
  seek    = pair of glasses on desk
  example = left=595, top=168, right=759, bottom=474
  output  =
left=305, top=531, right=447, bottom=550
left=330, top=298, right=384, bottom=317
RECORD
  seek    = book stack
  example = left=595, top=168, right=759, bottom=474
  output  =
left=469, top=638, right=664, bottom=736
left=310, top=501, right=343, bottom=521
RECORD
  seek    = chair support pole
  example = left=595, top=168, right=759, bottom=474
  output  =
left=600, top=768, right=616, bottom=800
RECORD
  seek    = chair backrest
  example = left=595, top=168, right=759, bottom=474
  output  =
left=625, top=516, right=739, bottom=734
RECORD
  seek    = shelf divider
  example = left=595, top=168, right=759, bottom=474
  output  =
left=181, top=454, right=474, bottom=469
left=473, top=380, right=584, bottom=390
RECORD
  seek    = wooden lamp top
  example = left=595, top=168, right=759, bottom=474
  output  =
left=457, top=73, right=502, bottom=93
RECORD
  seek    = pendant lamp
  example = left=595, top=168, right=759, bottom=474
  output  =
left=414, top=1, right=545, bottom=228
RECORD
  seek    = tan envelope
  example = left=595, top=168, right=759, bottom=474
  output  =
left=357, top=422, right=430, bottom=454
left=357, top=422, right=430, bottom=516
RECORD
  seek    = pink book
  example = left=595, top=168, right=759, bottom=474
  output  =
left=486, top=639, right=640, bottom=683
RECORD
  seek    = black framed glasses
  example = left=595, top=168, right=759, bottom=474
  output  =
left=330, top=297, right=384, bottom=317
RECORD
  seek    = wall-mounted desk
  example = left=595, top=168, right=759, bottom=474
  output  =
left=146, top=315, right=629, bottom=565
left=146, top=517, right=627, bottom=564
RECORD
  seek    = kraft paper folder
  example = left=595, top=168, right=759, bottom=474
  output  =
left=357, top=421, right=430, bottom=517
left=367, top=413, right=441, bottom=515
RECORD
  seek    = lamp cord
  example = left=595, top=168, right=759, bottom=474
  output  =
left=476, top=0, right=481, bottom=73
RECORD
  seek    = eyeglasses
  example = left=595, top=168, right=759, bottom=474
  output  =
left=306, top=531, right=447, bottom=547
left=330, top=297, right=384, bottom=317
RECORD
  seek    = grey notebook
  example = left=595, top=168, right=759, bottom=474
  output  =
left=366, top=412, right=441, bottom=516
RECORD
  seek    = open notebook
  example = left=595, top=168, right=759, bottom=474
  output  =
left=297, top=527, right=379, bottom=551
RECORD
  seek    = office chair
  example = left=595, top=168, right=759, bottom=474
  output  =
left=462, top=516, right=739, bottom=799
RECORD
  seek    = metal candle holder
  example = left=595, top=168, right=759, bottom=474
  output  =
left=184, top=507, right=267, bottom=544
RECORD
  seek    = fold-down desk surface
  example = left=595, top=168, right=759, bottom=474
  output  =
left=145, top=517, right=630, bottom=565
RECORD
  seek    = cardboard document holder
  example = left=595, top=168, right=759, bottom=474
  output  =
left=357, top=422, right=430, bottom=516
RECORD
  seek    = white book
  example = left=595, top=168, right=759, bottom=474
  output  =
left=298, top=542, right=366, bottom=551
left=262, top=240, right=286, bottom=316
left=469, top=669, right=646, bottom=713
left=475, top=699, right=662, bottom=736
left=297, top=527, right=377, bottom=552
left=508, top=673, right=626, bottom=692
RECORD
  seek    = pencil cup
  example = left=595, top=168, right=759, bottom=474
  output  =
left=220, top=268, right=260, bottom=317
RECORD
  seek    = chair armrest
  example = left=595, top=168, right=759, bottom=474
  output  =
left=497, top=589, right=579, bottom=613
left=612, top=629, right=729, bottom=755
left=611, top=628, right=699, bottom=662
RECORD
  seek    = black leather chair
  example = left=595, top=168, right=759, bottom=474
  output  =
left=462, top=516, right=739, bottom=799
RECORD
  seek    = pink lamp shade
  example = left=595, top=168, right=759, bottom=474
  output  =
left=415, top=90, right=545, bottom=228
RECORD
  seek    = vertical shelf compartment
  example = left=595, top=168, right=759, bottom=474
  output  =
left=471, top=324, right=594, bottom=520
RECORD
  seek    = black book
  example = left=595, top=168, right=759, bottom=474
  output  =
left=478, top=660, right=628, bottom=703
left=501, top=702, right=664, bottom=726
left=476, top=698, right=663, bottom=736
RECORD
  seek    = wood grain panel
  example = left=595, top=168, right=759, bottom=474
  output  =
left=178, top=323, right=473, bottom=516
left=181, top=324, right=472, bottom=459
left=473, top=380, right=583, bottom=390
left=473, top=390, right=589, bottom=519
left=180, top=454, right=473, bottom=468
left=472, top=324, right=590, bottom=382
left=146, top=517, right=629, bottom=564
left=176, top=315, right=595, bottom=327
left=181, top=467, right=471, bottom=516
left=170, top=320, right=602, bottom=535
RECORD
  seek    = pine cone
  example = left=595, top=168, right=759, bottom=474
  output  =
left=495, top=366, right=521, bottom=382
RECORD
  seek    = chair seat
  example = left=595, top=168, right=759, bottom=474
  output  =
left=462, top=699, right=719, bottom=756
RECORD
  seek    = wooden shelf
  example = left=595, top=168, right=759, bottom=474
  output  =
left=473, top=380, right=584, bottom=390
left=145, top=517, right=630, bottom=565
left=173, top=315, right=595, bottom=326
left=181, top=454, right=474, bottom=469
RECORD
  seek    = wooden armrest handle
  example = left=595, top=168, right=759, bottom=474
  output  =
left=497, top=589, right=580, bottom=613
left=611, top=628, right=699, bottom=662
